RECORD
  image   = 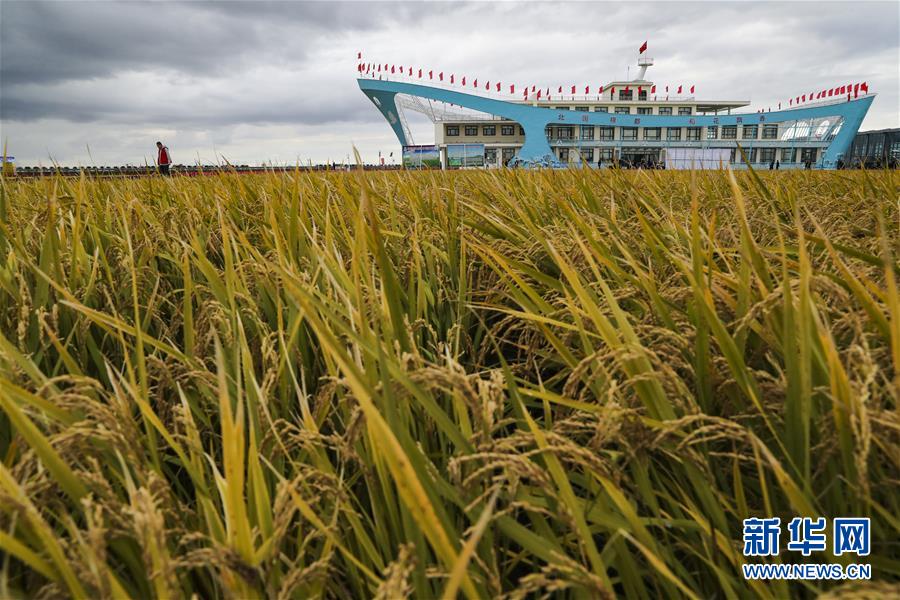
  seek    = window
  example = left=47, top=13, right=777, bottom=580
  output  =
left=730, top=148, right=737, bottom=163
left=502, top=147, right=516, bottom=164
left=556, top=126, right=574, bottom=140
left=595, top=106, right=609, bottom=112
left=658, top=107, right=673, bottom=115
left=762, top=125, right=778, bottom=139
left=643, top=127, right=661, bottom=141
left=667, top=127, right=682, bottom=141
left=637, top=107, right=652, bottom=115
left=482, top=125, right=496, bottom=136
left=558, top=148, right=569, bottom=162
left=598, top=127, right=614, bottom=141
left=618, top=90, right=633, bottom=101
left=575, top=106, right=589, bottom=112
left=621, top=127, right=638, bottom=140
left=781, top=148, right=796, bottom=163
left=465, top=125, right=478, bottom=136
left=686, top=127, right=701, bottom=141
left=890, top=141, right=900, bottom=160
left=722, top=125, right=737, bottom=139
left=581, top=148, right=594, bottom=162
left=871, top=139, right=884, bottom=157
left=580, top=125, right=595, bottom=140
left=615, top=106, right=630, bottom=114
left=678, top=107, right=692, bottom=115
left=501, top=125, right=515, bottom=136
left=742, top=125, right=758, bottom=139
left=446, top=125, right=459, bottom=136
left=519, top=126, right=525, bottom=135
left=748, top=148, right=758, bottom=163
left=638, top=90, right=648, bottom=101
left=598, top=148, right=614, bottom=161
left=706, top=126, right=718, bottom=140
left=484, top=148, right=498, bottom=165
left=760, top=148, right=776, bottom=163
left=800, top=148, right=817, bottom=163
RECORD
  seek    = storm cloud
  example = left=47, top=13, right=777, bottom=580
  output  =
left=1, top=1, right=897, bottom=165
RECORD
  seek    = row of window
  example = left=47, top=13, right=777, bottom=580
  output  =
left=446, top=124, right=525, bottom=137
left=566, top=106, right=693, bottom=115
left=542, top=124, right=781, bottom=141
left=553, top=147, right=818, bottom=163
left=449, top=123, right=780, bottom=140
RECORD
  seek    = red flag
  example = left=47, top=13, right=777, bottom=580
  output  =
left=450, top=74, right=454, bottom=84
left=537, top=89, right=542, bottom=99
left=439, top=72, right=444, bottom=81
left=531, top=85, right=535, bottom=92
left=677, top=85, right=682, bottom=94
left=651, top=85, right=656, bottom=93
left=497, top=82, right=501, bottom=91
left=473, top=78, right=477, bottom=87
left=599, top=85, right=604, bottom=94
left=391, top=65, right=395, bottom=73
left=462, top=76, right=466, bottom=86
left=690, top=85, right=695, bottom=94
left=571, top=85, right=576, bottom=94
left=778, top=102, right=781, bottom=109
left=639, top=40, right=648, bottom=54
left=802, top=94, right=806, bottom=102
left=789, top=98, right=792, bottom=105
left=418, top=69, right=422, bottom=78
left=610, top=86, right=615, bottom=94
left=828, top=88, right=833, bottom=97
left=585, top=85, right=589, bottom=94
left=377, top=64, right=381, bottom=72
left=510, top=84, right=515, bottom=94
left=357, top=52, right=361, bottom=59
left=558, top=86, right=562, bottom=93
left=624, top=85, right=629, bottom=92
left=861, top=81, right=868, bottom=93
left=853, top=83, right=859, bottom=98
left=665, top=85, right=669, bottom=92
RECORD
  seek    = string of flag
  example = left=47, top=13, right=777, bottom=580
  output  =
left=355, top=51, right=698, bottom=102
left=750, top=82, right=871, bottom=114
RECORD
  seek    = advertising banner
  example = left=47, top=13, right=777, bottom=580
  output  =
left=402, top=145, right=441, bottom=168
left=447, top=144, right=485, bottom=168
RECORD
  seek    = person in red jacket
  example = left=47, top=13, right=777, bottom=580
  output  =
left=156, top=141, right=172, bottom=175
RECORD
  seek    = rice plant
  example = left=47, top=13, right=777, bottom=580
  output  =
left=0, top=167, right=897, bottom=598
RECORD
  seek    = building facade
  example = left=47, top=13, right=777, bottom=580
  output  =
left=360, top=58, right=874, bottom=169
left=848, top=128, right=900, bottom=168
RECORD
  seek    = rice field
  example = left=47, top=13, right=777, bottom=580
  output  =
left=0, top=167, right=898, bottom=599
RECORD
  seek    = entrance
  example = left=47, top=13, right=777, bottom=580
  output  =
left=619, top=148, right=661, bottom=168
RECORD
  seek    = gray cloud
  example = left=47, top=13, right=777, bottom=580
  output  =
left=1, top=1, right=897, bottom=165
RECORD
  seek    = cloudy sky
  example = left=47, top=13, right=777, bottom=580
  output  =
left=2, top=1, right=898, bottom=166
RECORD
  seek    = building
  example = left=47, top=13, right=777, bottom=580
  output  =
left=848, top=128, right=900, bottom=168
left=359, top=55, right=874, bottom=169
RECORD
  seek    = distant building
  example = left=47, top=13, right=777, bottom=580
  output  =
left=360, top=53, right=874, bottom=170
left=848, top=128, right=900, bottom=168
